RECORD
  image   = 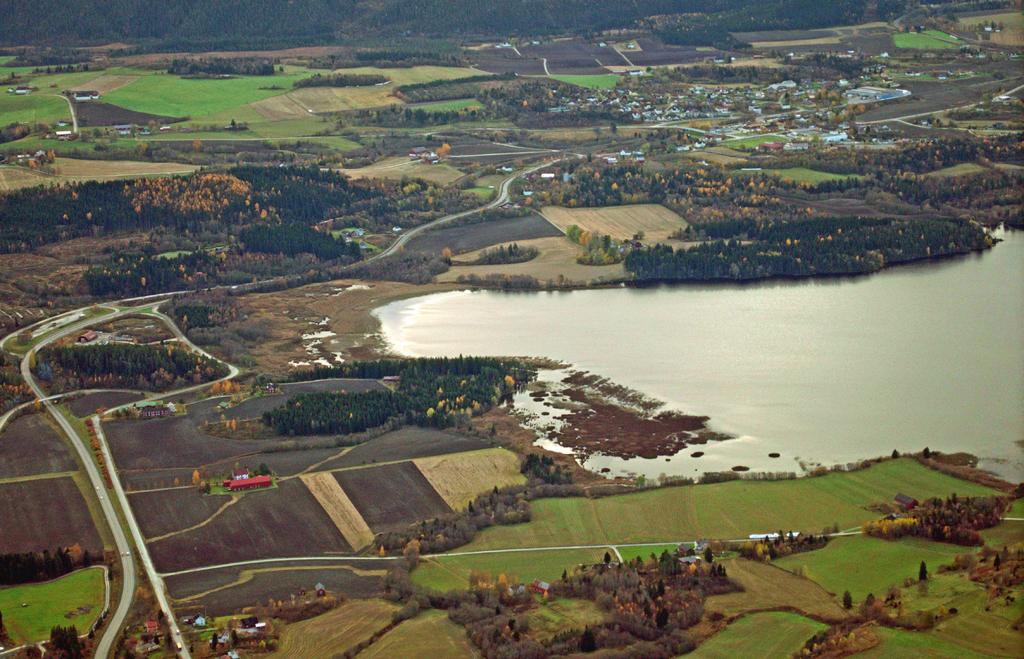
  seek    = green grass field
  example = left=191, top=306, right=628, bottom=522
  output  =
left=550, top=74, right=621, bottom=90
left=616, top=543, right=681, bottom=563
left=103, top=71, right=312, bottom=119
left=0, top=93, right=71, bottom=127
left=412, top=548, right=606, bottom=592
left=775, top=535, right=974, bottom=602
left=360, top=610, right=476, bottom=658
left=722, top=135, right=786, bottom=150
left=526, top=598, right=605, bottom=642
left=456, top=459, right=996, bottom=551
left=893, top=30, right=960, bottom=50
left=693, top=612, right=826, bottom=658
left=411, top=98, right=482, bottom=112
left=862, top=627, right=989, bottom=658
left=766, top=167, right=863, bottom=184
left=464, top=186, right=496, bottom=200
left=922, top=163, right=987, bottom=178
left=981, top=499, right=1024, bottom=548
left=0, top=568, right=105, bottom=644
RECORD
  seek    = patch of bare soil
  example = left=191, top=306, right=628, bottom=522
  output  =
left=236, top=279, right=458, bottom=374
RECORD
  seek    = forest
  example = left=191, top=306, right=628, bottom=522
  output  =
left=36, top=343, right=229, bottom=393
left=0, top=166, right=380, bottom=253
left=167, top=57, right=276, bottom=76
left=0, top=546, right=91, bottom=585
left=293, top=72, right=388, bottom=88
left=625, top=217, right=991, bottom=282
left=265, top=357, right=530, bottom=435
left=0, top=0, right=890, bottom=49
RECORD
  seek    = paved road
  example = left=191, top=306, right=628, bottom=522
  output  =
left=17, top=307, right=191, bottom=658
left=93, top=417, right=190, bottom=656
left=19, top=314, right=138, bottom=659
left=372, top=159, right=560, bottom=260
left=160, top=531, right=867, bottom=578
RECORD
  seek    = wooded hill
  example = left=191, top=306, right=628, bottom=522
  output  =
left=0, top=0, right=894, bottom=50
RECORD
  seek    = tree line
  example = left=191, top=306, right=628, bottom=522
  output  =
left=625, top=217, right=990, bottom=282
left=168, top=57, right=276, bottom=76
left=0, top=546, right=90, bottom=585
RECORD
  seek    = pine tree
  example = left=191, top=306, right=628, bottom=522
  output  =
left=919, top=560, right=928, bottom=581
left=842, top=590, right=852, bottom=609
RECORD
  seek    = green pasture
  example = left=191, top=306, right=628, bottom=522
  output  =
left=775, top=535, right=974, bottom=602
left=893, top=30, right=960, bottom=50
left=457, top=459, right=996, bottom=551
left=550, top=74, right=620, bottom=90
left=0, top=568, right=105, bottom=644
left=412, top=548, right=606, bottom=592
left=693, top=611, right=826, bottom=658
left=766, top=167, right=864, bottom=184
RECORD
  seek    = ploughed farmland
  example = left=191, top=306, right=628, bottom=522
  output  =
left=334, top=462, right=453, bottom=534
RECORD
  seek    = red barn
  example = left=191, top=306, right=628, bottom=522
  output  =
left=222, top=475, right=272, bottom=491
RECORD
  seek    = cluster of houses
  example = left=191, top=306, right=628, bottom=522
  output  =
left=222, top=467, right=272, bottom=492
left=6, top=85, right=33, bottom=95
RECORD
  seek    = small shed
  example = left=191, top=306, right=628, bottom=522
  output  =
left=894, top=493, right=919, bottom=510
left=528, top=579, right=551, bottom=596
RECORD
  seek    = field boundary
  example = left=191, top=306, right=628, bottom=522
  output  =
left=301, top=472, right=375, bottom=551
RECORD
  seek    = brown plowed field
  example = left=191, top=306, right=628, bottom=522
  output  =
left=74, top=101, right=179, bottom=127
left=129, top=487, right=233, bottom=538
left=0, top=413, right=76, bottom=478
left=120, top=447, right=341, bottom=491
left=404, top=212, right=562, bottom=257
left=165, top=558, right=386, bottom=598
left=147, top=479, right=351, bottom=572
left=169, top=564, right=385, bottom=615
left=0, top=477, right=102, bottom=554
left=334, top=462, right=452, bottom=533
left=68, top=391, right=143, bottom=417
left=316, top=427, right=491, bottom=471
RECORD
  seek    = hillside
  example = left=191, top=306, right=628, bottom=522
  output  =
left=0, top=0, right=892, bottom=50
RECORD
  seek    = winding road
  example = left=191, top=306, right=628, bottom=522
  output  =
left=373, top=159, right=560, bottom=260
left=14, top=305, right=200, bottom=658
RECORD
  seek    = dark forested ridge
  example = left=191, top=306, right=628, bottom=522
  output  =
left=0, top=0, right=888, bottom=49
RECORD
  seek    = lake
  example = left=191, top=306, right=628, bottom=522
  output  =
left=376, top=229, right=1024, bottom=482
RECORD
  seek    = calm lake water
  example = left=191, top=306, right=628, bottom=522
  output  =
left=376, top=229, right=1024, bottom=481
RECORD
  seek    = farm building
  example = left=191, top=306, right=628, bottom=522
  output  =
left=844, top=86, right=911, bottom=104
left=315, top=581, right=327, bottom=596
left=529, top=579, right=551, bottom=596
left=78, top=330, right=98, bottom=343
left=136, top=402, right=175, bottom=418
left=894, top=493, right=919, bottom=510
left=222, top=474, right=272, bottom=491
left=71, top=90, right=100, bottom=101
left=679, top=555, right=702, bottom=565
